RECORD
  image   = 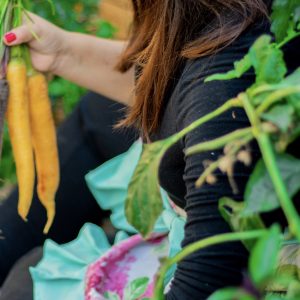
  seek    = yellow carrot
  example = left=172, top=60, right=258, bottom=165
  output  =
left=6, top=59, right=35, bottom=220
left=28, top=72, right=59, bottom=234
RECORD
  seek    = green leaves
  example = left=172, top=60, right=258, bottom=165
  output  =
left=125, top=141, right=169, bottom=238
left=219, top=198, right=265, bottom=251
left=271, top=0, right=300, bottom=42
left=123, top=277, right=149, bottom=300
left=249, top=35, right=287, bottom=84
left=205, top=36, right=287, bottom=85
left=243, top=154, right=300, bottom=215
left=96, top=20, right=117, bottom=39
left=262, top=104, right=295, bottom=133
left=205, top=54, right=251, bottom=82
left=207, top=288, right=255, bottom=300
left=104, top=292, right=120, bottom=300
left=249, top=224, right=281, bottom=286
left=104, top=278, right=149, bottom=300
left=207, top=226, right=282, bottom=300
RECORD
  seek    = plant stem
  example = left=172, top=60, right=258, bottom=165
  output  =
left=276, top=31, right=300, bottom=49
left=248, top=84, right=277, bottom=98
left=241, top=93, right=300, bottom=241
left=153, top=230, right=266, bottom=300
left=185, top=127, right=253, bottom=156
left=165, top=98, right=242, bottom=148
left=256, top=87, right=300, bottom=115
left=23, top=46, right=35, bottom=76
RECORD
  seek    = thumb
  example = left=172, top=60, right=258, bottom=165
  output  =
left=3, top=25, right=35, bottom=46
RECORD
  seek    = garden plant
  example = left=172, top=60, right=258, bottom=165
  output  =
left=123, top=1, right=300, bottom=299
left=0, top=0, right=300, bottom=300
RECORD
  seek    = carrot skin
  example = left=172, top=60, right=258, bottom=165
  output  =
left=7, top=60, right=35, bottom=220
left=28, top=73, right=59, bottom=234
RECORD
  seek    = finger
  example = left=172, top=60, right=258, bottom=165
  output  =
left=3, top=25, right=35, bottom=46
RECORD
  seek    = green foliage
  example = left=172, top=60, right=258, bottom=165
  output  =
left=207, top=288, right=256, bottom=300
left=125, top=142, right=167, bottom=237
left=249, top=35, right=287, bottom=84
left=206, top=35, right=287, bottom=85
left=206, top=226, right=282, bottom=300
left=262, top=105, right=295, bottom=133
left=104, top=277, right=150, bottom=300
left=48, top=78, right=86, bottom=115
left=271, top=0, right=300, bottom=43
left=249, top=225, right=281, bottom=286
left=243, top=155, right=300, bottom=216
left=126, top=98, right=241, bottom=237
left=138, top=1, right=300, bottom=299
left=0, top=125, right=16, bottom=185
left=287, top=281, right=300, bottom=299
left=204, top=54, right=251, bottom=82
left=219, top=198, right=265, bottom=251
left=123, top=277, right=149, bottom=300
left=104, top=291, right=120, bottom=300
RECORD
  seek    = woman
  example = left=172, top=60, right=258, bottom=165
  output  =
left=1, top=0, right=299, bottom=299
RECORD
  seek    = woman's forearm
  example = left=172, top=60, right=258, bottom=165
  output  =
left=4, top=13, right=134, bottom=105
left=55, top=32, right=135, bottom=106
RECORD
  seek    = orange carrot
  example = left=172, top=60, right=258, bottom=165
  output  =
left=28, top=72, right=59, bottom=234
left=6, top=59, right=35, bottom=220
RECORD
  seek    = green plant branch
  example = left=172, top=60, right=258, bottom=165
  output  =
left=276, top=31, right=300, bottom=49
left=256, top=87, right=300, bottom=115
left=165, top=98, right=242, bottom=148
left=0, top=0, right=10, bottom=25
left=241, top=93, right=300, bottom=241
left=10, top=0, right=23, bottom=59
left=152, top=230, right=266, bottom=300
left=248, top=84, right=278, bottom=98
left=185, top=127, right=253, bottom=156
left=23, top=46, right=35, bottom=76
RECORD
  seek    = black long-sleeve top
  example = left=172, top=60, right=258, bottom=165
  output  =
left=152, top=20, right=300, bottom=299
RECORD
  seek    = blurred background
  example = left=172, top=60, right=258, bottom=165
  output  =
left=0, top=0, right=132, bottom=198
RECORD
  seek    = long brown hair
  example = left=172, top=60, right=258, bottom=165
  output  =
left=117, top=0, right=269, bottom=140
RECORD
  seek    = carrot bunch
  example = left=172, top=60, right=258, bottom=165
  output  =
left=1, top=0, right=59, bottom=234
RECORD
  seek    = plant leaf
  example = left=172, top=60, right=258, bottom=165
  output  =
left=249, top=35, right=287, bottom=84
left=287, top=280, right=300, bottom=299
left=125, top=140, right=169, bottom=237
left=264, top=294, right=286, bottom=300
left=205, top=35, right=288, bottom=85
left=271, top=0, right=300, bottom=42
left=249, top=224, right=282, bottom=286
left=282, top=68, right=300, bottom=116
left=262, top=104, right=295, bottom=133
left=207, top=288, right=255, bottom=300
left=104, top=291, right=121, bottom=300
left=219, top=198, right=265, bottom=251
left=243, top=154, right=300, bottom=215
left=205, top=54, right=251, bottom=82
left=123, top=277, right=149, bottom=300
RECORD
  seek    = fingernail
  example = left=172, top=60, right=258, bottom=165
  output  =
left=4, top=32, right=17, bottom=43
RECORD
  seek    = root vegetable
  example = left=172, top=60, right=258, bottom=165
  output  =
left=28, top=72, right=59, bottom=234
left=6, top=59, right=35, bottom=220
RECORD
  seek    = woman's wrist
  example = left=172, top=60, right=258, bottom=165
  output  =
left=51, top=30, right=74, bottom=76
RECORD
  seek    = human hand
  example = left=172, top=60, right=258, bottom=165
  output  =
left=3, top=12, right=69, bottom=74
